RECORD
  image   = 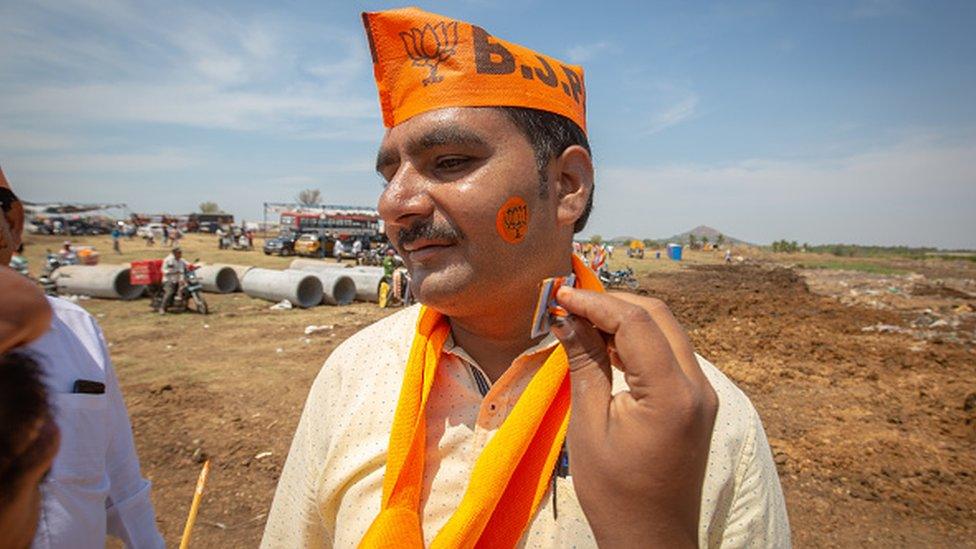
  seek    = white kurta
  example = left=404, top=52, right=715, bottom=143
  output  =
left=262, top=305, right=790, bottom=548
left=26, top=297, right=164, bottom=549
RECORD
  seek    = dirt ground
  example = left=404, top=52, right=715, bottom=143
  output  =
left=20, top=234, right=976, bottom=547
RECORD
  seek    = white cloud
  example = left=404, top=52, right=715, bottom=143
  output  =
left=0, top=1, right=375, bottom=137
left=566, top=41, right=614, bottom=63
left=11, top=149, right=201, bottom=173
left=590, top=137, right=976, bottom=248
left=646, top=93, right=700, bottom=135
left=0, top=128, right=76, bottom=152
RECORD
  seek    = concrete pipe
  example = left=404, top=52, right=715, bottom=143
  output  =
left=53, top=264, right=145, bottom=300
left=241, top=268, right=323, bottom=309
left=195, top=265, right=238, bottom=294
left=343, top=271, right=384, bottom=302
left=285, top=269, right=356, bottom=306
left=214, top=264, right=254, bottom=292
left=289, top=262, right=385, bottom=302
left=288, top=258, right=384, bottom=276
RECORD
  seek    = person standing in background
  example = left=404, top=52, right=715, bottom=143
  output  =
left=1, top=165, right=165, bottom=549
left=111, top=223, right=122, bottom=254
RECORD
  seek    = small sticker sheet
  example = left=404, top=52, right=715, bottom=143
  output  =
left=530, top=274, right=575, bottom=338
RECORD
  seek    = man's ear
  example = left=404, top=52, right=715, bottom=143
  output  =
left=552, top=145, right=593, bottom=229
left=8, top=204, right=24, bottom=247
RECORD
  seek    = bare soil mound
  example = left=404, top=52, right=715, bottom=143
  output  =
left=640, top=264, right=976, bottom=547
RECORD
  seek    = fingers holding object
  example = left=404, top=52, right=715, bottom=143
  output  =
left=555, top=287, right=684, bottom=393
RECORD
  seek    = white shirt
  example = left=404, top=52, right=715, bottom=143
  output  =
left=262, top=305, right=790, bottom=548
left=333, top=240, right=345, bottom=257
left=162, top=254, right=187, bottom=283
left=26, top=297, right=164, bottom=549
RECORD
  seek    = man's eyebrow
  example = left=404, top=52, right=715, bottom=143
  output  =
left=375, top=148, right=398, bottom=174
left=411, top=126, right=488, bottom=154
left=375, top=125, right=489, bottom=174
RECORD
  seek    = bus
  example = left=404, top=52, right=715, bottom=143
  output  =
left=279, top=209, right=383, bottom=240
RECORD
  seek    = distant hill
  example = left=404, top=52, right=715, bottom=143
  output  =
left=604, top=226, right=750, bottom=247
left=661, top=225, right=751, bottom=247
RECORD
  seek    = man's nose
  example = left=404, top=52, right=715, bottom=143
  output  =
left=377, top=163, right=433, bottom=231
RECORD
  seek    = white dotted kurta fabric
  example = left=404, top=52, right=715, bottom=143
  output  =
left=261, top=305, right=790, bottom=548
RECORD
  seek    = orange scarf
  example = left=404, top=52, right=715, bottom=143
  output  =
left=360, top=255, right=602, bottom=548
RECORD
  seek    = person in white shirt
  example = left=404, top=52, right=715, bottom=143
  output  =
left=1, top=166, right=164, bottom=549
left=332, top=238, right=345, bottom=262
left=215, top=227, right=226, bottom=249
left=159, top=246, right=188, bottom=314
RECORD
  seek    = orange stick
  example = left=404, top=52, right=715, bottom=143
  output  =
left=179, top=460, right=211, bottom=549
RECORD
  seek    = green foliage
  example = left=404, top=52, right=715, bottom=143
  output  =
left=589, top=234, right=603, bottom=245
left=771, top=239, right=801, bottom=253
left=642, top=239, right=658, bottom=249
left=296, top=189, right=322, bottom=207
left=688, top=234, right=698, bottom=249
left=199, top=201, right=220, bottom=213
left=797, top=260, right=909, bottom=275
left=716, top=234, right=725, bottom=247
left=805, top=243, right=939, bottom=259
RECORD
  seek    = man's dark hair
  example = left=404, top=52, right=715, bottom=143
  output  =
left=496, top=107, right=593, bottom=233
left=0, top=351, right=50, bottom=501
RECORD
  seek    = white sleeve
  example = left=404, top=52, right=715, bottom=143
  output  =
left=93, top=317, right=165, bottom=548
left=261, top=358, right=343, bottom=548
left=718, top=409, right=791, bottom=548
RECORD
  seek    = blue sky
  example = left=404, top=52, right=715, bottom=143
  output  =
left=2, top=0, right=974, bottom=248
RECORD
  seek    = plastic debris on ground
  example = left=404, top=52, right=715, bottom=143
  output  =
left=269, top=300, right=293, bottom=310
left=303, top=324, right=334, bottom=335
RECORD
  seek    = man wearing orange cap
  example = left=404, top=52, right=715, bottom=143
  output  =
left=0, top=166, right=165, bottom=549
left=264, top=8, right=788, bottom=548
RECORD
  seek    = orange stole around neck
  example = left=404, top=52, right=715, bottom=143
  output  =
left=360, top=255, right=603, bottom=548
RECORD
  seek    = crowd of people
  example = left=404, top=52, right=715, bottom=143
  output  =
left=1, top=7, right=789, bottom=548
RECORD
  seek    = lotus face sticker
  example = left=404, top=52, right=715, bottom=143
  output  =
left=496, top=196, right=529, bottom=244
left=400, top=21, right=459, bottom=85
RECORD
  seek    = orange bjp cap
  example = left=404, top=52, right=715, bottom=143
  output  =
left=362, top=7, right=587, bottom=132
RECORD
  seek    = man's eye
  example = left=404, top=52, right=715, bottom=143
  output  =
left=435, top=156, right=469, bottom=171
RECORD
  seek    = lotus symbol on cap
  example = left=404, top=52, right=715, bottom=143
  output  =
left=400, top=21, right=459, bottom=86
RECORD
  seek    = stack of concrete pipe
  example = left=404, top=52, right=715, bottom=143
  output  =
left=240, top=268, right=323, bottom=309
left=52, top=265, right=145, bottom=300
left=194, top=264, right=239, bottom=294
left=211, top=264, right=254, bottom=292
left=285, top=269, right=356, bottom=305
left=288, top=259, right=385, bottom=302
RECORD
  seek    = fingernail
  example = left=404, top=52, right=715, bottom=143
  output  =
left=549, top=313, right=575, bottom=338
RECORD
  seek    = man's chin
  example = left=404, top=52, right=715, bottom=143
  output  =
left=408, top=263, right=475, bottom=312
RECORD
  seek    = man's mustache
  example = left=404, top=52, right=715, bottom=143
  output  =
left=396, top=218, right=463, bottom=250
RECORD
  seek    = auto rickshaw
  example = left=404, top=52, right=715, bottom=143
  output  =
left=627, top=239, right=645, bottom=259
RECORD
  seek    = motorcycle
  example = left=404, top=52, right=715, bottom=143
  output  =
left=378, top=267, right=413, bottom=308
left=598, top=266, right=640, bottom=290
left=150, top=262, right=209, bottom=314
left=358, top=248, right=384, bottom=266
left=38, top=252, right=71, bottom=295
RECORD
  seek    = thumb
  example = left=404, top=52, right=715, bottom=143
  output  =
left=550, top=314, right=612, bottom=436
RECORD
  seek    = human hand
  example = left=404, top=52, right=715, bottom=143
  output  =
left=550, top=288, right=718, bottom=548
